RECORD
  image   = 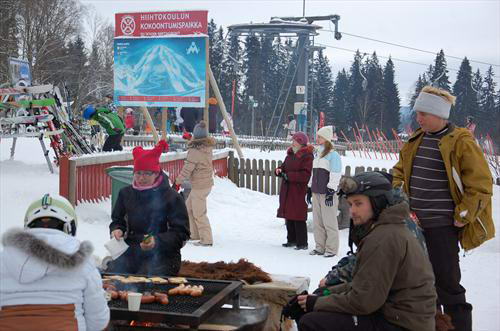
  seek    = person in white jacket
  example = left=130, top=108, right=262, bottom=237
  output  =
left=0, top=194, right=110, bottom=331
left=307, top=126, right=342, bottom=257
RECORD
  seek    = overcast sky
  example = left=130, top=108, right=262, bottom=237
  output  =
left=82, top=0, right=500, bottom=105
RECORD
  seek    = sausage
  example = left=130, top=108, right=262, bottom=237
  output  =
left=118, top=291, right=128, bottom=301
left=108, top=290, right=119, bottom=300
left=154, top=293, right=169, bottom=305
left=141, top=295, right=156, bottom=304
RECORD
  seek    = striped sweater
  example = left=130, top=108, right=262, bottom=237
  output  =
left=409, top=126, right=455, bottom=228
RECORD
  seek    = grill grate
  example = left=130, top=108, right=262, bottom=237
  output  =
left=106, top=279, right=229, bottom=314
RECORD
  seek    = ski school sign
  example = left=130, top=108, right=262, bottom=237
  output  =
left=114, top=10, right=208, bottom=108
left=115, top=10, right=208, bottom=37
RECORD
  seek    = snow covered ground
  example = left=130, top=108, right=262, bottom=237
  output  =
left=1, top=137, right=499, bottom=330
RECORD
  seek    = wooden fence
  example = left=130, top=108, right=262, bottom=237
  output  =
left=59, top=150, right=229, bottom=205
left=226, top=151, right=392, bottom=195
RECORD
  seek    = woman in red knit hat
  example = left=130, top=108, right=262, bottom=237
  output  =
left=107, top=140, right=190, bottom=275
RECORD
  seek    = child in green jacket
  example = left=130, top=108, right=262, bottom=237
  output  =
left=83, top=105, right=125, bottom=151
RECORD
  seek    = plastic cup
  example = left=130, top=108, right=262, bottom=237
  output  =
left=128, top=292, right=143, bottom=311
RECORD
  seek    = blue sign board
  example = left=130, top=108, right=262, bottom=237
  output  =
left=114, top=37, right=206, bottom=107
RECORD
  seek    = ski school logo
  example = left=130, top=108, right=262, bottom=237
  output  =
left=121, top=15, right=136, bottom=36
left=186, top=42, right=200, bottom=55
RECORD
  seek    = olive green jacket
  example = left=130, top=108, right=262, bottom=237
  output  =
left=314, top=202, right=437, bottom=331
left=392, top=125, right=494, bottom=250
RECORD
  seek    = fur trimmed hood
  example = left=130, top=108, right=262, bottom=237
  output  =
left=187, top=136, right=216, bottom=149
left=1, top=228, right=93, bottom=283
left=286, top=144, right=314, bottom=158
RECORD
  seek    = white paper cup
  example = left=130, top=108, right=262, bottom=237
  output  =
left=128, top=292, right=143, bottom=311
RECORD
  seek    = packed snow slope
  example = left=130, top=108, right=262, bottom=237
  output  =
left=1, top=138, right=499, bottom=330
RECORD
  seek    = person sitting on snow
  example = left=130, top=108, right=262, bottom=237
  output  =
left=108, top=140, right=190, bottom=275
left=297, top=171, right=437, bottom=331
left=0, top=194, right=110, bottom=331
left=83, top=104, right=125, bottom=152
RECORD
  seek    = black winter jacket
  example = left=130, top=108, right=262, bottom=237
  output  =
left=109, top=173, right=190, bottom=275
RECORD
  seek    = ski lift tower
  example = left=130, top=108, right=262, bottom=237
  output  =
left=228, top=14, right=341, bottom=138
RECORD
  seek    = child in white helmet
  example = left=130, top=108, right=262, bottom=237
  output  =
left=0, top=194, right=110, bottom=331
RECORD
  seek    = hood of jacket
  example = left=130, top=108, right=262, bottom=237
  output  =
left=286, top=144, right=314, bottom=158
left=1, top=228, right=93, bottom=284
left=187, top=136, right=216, bottom=150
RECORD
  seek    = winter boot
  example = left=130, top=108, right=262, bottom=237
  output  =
left=445, top=303, right=472, bottom=331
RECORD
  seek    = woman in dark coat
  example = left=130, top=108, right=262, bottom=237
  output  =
left=108, top=140, right=190, bottom=276
left=276, top=132, right=314, bottom=250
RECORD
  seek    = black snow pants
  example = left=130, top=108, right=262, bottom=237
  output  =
left=286, top=220, right=307, bottom=247
left=423, top=226, right=472, bottom=331
left=103, top=133, right=123, bottom=152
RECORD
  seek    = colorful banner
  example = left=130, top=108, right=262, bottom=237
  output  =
left=114, top=37, right=206, bottom=107
left=115, top=10, right=208, bottom=37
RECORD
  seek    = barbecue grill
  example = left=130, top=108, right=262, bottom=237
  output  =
left=102, top=273, right=242, bottom=329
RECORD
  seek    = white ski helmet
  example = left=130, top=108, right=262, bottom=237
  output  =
left=24, top=194, right=78, bottom=236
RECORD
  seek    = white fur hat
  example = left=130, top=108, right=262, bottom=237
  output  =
left=316, top=125, right=334, bottom=141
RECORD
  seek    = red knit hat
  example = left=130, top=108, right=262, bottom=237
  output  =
left=292, top=132, right=308, bottom=146
left=133, top=140, right=169, bottom=172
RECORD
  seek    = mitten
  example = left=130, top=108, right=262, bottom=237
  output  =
left=325, top=188, right=335, bottom=207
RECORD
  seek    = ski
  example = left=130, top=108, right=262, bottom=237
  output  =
left=0, top=85, right=53, bottom=96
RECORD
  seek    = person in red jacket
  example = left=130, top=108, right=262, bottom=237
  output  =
left=276, top=132, right=314, bottom=250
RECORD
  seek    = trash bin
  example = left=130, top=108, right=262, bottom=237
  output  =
left=105, top=166, right=134, bottom=211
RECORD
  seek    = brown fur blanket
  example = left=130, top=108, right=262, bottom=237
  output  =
left=179, top=259, right=272, bottom=284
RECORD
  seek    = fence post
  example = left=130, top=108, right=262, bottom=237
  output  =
left=234, top=158, right=240, bottom=187
left=68, top=159, right=77, bottom=206
left=265, top=160, right=270, bottom=195
left=59, top=156, right=70, bottom=202
left=251, top=159, right=258, bottom=191
left=258, top=159, right=264, bottom=193
left=228, top=151, right=234, bottom=183
left=245, top=159, right=251, bottom=189
left=344, top=165, right=351, bottom=176
left=271, top=160, right=277, bottom=195
left=239, top=158, right=245, bottom=188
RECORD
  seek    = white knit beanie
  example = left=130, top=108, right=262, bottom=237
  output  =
left=316, top=125, right=334, bottom=142
left=413, top=92, right=452, bottom=119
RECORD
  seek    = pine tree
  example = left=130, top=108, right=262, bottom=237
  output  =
left=331, top=69, right=350, bottom=131
left=451, top=57, right=478, bottom=126
left=430, top=50, right=451, bottom=91
left=365, top=52, right=384, bottom=129
left=345, top=50, right=366, bottom=136
left=381, top=58, right=401, bottom=136
left=219, top=33, right=242, bottom=121
left=65, top=36, right=87, bottom=107
left=259, top=35, right=274, bottom=133
left=211, top=26, right=225, bottom=82
left=478, top=66, right=497, bottom=136
left=312, top=50, right=334, bottom=127
left=241, top=34, right=262, bottom=134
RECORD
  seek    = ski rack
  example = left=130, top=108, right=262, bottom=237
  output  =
left=0, top=84, right=93, bottom=173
